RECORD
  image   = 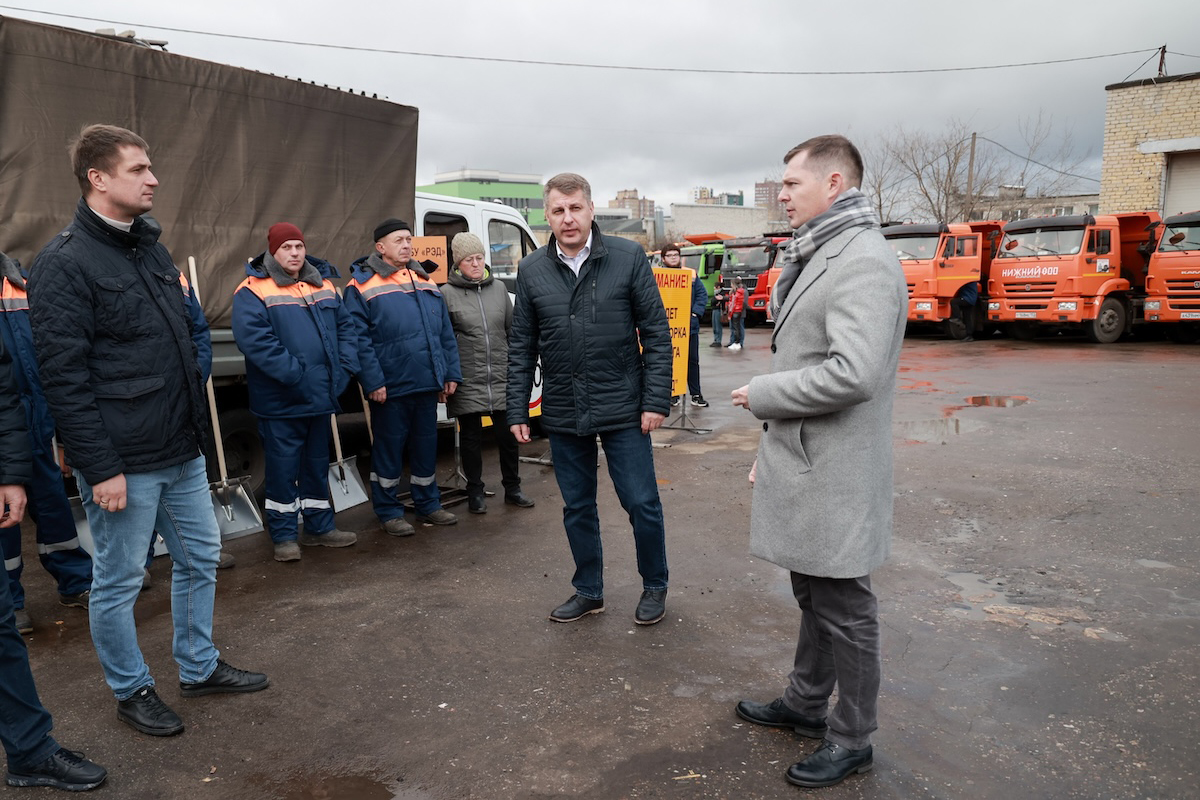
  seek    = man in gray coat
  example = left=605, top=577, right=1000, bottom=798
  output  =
left=731, top=135, right=906, bottom=789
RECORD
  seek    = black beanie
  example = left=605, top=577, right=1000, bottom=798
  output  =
left=373, top=218, right=412, bottom=242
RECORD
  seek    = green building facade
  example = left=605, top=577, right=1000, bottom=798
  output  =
left=417, top=169, right=545, bottom=227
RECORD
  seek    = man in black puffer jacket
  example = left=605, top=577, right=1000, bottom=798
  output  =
left=507, top=173, right=672, bottom=626
left=28, top=124, right=267, bottom=739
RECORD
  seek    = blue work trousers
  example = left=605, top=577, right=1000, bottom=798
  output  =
left=259, top=416, right=336, bottom=544
left=1, top=445, right=92, bottom=606
left=369, top=391, right=442, bottom=520
left=0, top=570, right=59, bottom=772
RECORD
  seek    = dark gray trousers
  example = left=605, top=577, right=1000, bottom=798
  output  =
left=782, top=572, right=880, bottom=749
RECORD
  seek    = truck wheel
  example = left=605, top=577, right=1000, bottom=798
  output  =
left=1009, top=322, right=1039, bottom=341
left=217, top=408, right=266, bottom=502
left=1085, top=297, right=1126, bottom=344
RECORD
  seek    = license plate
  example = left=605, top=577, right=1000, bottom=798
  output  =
left=1182, top=312, right=1200, bottom=319
left=1015, top=311, right=1037, bottom=319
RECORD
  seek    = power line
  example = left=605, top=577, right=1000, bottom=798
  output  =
left=0, top=5, right=1162, bottom=77
left=976, top=136, right=1099, bottom=184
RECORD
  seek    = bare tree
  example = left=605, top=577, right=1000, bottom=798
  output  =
left=859, top=135, right=908, bottom=224
left=865, top=114, right=1090, bottom=225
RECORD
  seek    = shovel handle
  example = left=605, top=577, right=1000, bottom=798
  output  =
left=330, top=414, right=345, bottom=462
left=188, top=256, right=232, bottom=482
left=358, top=384, right=374, bottom=444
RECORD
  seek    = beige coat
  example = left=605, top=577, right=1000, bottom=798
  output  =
left=747, top=226, right=907, bottom=578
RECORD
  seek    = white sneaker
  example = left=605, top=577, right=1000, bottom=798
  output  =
left=730, top=343, right=742, bottom=351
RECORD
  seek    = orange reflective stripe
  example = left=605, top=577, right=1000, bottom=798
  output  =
left=0, top=280, right=28, bottom=311
left=239, top=276, right=338, bottom=307
left=351, top=269, right=439, bottom=302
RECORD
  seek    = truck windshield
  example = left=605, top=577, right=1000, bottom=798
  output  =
left=887, top=236, right=941, bottom=261
left=725, top=247, right=772, bottom=271
left=997, top=228, right=1085, bottom=257
left=682, top=253, right=703, bottom=270
left=1158, top=223, right=1200, bottom=252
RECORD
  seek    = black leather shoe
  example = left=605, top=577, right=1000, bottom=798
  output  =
left=735, top=697, right=828, bottom=738
left=549, top=594, right=604, bottom=622
left=5, top=747, right=107, bottom=790
left=468, top=495, right=487, bottom=514
left=180, top=659, right=270, bottom=697
left=634, top=588, right=667, bottom=625
left=785, top=740, right=873, bottom=788
left=117, top=686, right=184, bottom=736
left=504, top=491, right=535, bottom=508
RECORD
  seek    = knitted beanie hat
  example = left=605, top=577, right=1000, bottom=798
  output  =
left=451, top=232, right=485, bottom=266
left=373, top=218, right=411, bottom=242
left=268, top=222, right=304, bottom=254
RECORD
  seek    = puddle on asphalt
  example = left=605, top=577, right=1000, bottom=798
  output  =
left=964, top=395, right=1030, bottom=407
left=945, top=572, right=1124, bottom=641
left=254, top=772, right=428, bottom=800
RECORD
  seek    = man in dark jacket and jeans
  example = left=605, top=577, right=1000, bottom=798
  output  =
left=28, top=124, right=267, bottom=739
left=507, top=173, right=673, bottom=625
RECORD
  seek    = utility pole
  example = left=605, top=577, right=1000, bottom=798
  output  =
left=1157, top=44, right=1167, bottom=78
left=963, top=132, right=977, bottom=222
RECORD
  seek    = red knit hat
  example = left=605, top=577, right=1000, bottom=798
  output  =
left=268, top=222, right=305, bottom=254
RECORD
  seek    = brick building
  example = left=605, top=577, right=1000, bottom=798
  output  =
left=1101, top=72, right=1200, bottom=215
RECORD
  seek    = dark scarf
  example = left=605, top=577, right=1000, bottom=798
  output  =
left=770, top=188, right=880, bottom=317
left=264, top=252, right=324, bottom=288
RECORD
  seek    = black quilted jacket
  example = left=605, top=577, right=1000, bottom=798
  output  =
left=28, top=200, right=208, bottom=485
left=506, top=225, right=671, bottom=435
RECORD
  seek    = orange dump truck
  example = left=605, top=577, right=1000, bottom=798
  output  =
left=986, top=212, right=1160, bottom=343
left=724, top=234, right=790, bottom=326
left=1145, top=211, right=1200, bottom=343
left=882, top=220, right=1003, bottom=338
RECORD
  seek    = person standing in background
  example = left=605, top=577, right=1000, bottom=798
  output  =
left=442, top=232, right=534, bottom=515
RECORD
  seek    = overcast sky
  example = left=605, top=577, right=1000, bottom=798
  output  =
left=7, top=0, right=1200, bottom=210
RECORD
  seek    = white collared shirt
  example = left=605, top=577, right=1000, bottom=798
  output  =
left=555, top=232, right=593, bottom=276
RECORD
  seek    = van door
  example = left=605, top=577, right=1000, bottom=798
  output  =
left=485, top=214, right=540, bottom=290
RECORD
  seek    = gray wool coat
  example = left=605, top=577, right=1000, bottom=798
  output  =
left=746, top=226, right=907, bottom=578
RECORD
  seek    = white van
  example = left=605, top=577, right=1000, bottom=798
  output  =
left=415, top=192, right=542, bottom=291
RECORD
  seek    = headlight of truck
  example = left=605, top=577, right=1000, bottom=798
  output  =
left=915, top=302, right=932, bottom=311
left=988, top=302, right=1000, bottom=310
left=1058, top=301, right=1077, bottom=311
left=1144, top=300, right=1161, bottom=310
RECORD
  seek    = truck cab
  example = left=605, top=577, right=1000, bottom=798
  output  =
left=883, top=221, right=1002, bottom=338
left=679, top=237, right=729, bottom=317
left=1144, top=210, right=1200, bottom=342
left=724, top=234, right=790, bottom=326
left=987, top=212, right=1160, bottom=343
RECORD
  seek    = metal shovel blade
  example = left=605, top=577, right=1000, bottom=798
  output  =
left=209, top=478, right=264, bottom=540
left=327, top=456, right=369, bottom=513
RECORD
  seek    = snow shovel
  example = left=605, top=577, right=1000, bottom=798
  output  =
left=327, top=413, right=368, bottom=512
left=188, top=256, right=263, bottom=540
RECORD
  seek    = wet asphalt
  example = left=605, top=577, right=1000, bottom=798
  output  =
left=13, top=324, right=1200, bottom=799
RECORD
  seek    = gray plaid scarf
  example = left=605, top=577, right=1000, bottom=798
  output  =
left=770, top=188, right=880, bottom=318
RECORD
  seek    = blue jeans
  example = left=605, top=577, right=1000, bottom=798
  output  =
left=711, top=311, right=723, bottom=343
left=546, top=426, right=668, bottom=600
left=729, top=313, right=745, bottom=345
left=77, top=456, right=220, bottom=699
left=369, top=392, right=442, bottom=520
left=2, top=442, right=93, bottom=605
left=259, top=416, right=336, bottom=543
left=0, top=567, right=59, bottom=771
